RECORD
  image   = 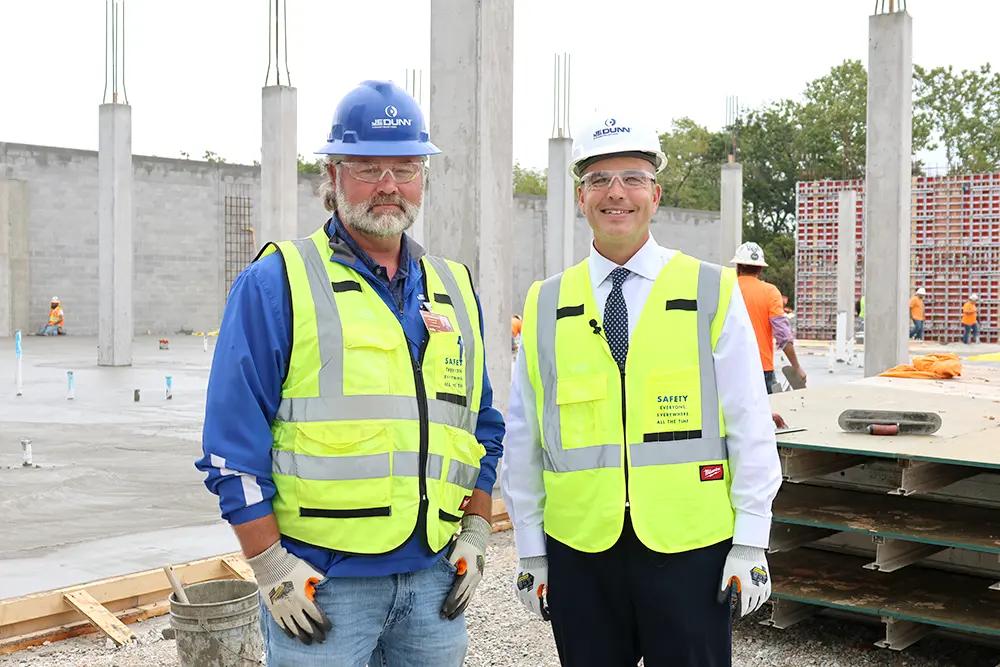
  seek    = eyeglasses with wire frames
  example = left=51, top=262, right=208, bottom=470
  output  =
left=579, top=169, right=656, bottom=192
left=338, top=161, right=425, bottom=184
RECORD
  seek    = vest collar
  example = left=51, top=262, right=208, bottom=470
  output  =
left=325, top=216, right=426, bottom=268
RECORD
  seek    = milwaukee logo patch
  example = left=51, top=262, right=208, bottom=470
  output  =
left=459, top=496, right=472, bottom=511
left=700, top=465, right=724, bottom=481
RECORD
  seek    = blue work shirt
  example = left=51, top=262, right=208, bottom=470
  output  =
left=196, top=217, right=506, bottom=577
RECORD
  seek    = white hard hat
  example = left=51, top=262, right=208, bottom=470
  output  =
left=730, top=242, right=768, bottom=267
left=916, top=287, right=926, bottom=296
left=970, top=293, right=979, bottom=301
left=50, top=296, right=60, bottom=303
left=569, top=114, right=666, bottom=179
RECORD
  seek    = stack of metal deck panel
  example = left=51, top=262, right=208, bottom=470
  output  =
left=767, top=367, right=1000, bottom=652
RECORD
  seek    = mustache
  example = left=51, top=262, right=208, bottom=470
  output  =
left=367, top=195, right=408, bottom=210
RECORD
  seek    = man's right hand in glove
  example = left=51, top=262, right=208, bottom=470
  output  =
left=247, top=541, right=333, bottom=645
left=514, top=556, right=550, bottom=621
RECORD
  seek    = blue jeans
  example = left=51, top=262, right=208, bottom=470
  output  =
left=909, top=319, right=924, bottom=340
left=964, top=323, right=979, bottom=344
left=261, top=555, right=467, bottom=667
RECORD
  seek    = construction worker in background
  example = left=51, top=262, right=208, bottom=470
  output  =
left=197, top=80, right=505, bottom=666
left=962, top=294, right=980, bottom=344
left=502, top=112, right=782, bottom=667
left=512, top=313, right=523, bottom=353
left=731, top=242, right=806, bottom=395
left=909, top=287, right=926, bottom=340
left=38, top=296, right=65, bottom=335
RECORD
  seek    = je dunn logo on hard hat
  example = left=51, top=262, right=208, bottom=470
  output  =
left=594, top=118, right=630, bottom=140
left=372, top=105, right=412, bottom=129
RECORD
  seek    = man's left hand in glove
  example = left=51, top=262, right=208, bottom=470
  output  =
left=718, top=544, right=772, bottom=619
left=440, top=514, right=490, bottom=620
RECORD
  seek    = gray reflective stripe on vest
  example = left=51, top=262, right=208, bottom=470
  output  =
left=272, top=449, right=448, bottom=480
left=423, top=255, right=478, bottom=415
left=536, top=262, right=727, bottom=473
left=275, top=394, right=475, bottom=434
left=445, top=461, right=480, bottom=491
left=275, top=241, right=477, bottom=435
left=535, top=273, right=622, bottom=473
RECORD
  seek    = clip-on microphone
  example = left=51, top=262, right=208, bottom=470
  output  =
left=589, top=318, right=602, bottom=335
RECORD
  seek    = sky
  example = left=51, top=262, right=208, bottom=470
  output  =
left=1, top=0, right=995, bottom=171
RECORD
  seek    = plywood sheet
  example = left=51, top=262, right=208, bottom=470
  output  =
left=770, top=548, right=1000, bottom=635
left=774, top=484, right=1000, bottom=553
left=770, top=384, right=1000, bottom=467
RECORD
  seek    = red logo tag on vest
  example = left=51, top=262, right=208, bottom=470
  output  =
left=459, top=496, right=472, bottom=511
left=700, top=465, right=724, bottom=481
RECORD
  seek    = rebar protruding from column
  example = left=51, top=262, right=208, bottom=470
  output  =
left=552, top=53, right=572, bottom=139
left=102, top=1, right=128, bottom=104
left=264, top=0, right=293, bottom=87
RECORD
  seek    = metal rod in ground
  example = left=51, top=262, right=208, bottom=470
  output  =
left=165, top=376, right=172, bottom=400
left=21, top=438, right=32, bottom=466
left=67, top=371, right=75, bottom=400
left=15, top=330, right=23, bottom=396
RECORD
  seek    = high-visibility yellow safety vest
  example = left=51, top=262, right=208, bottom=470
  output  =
left=522, top=253, right=736, bottom=554
left=257, top=226, right=485, bottom=555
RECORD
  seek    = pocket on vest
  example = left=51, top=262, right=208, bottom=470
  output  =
left=342, top=324, right=405, bottom=395
left=642, top=367, right=702, bottom=437
left=556, top=375, right=608, bottom=449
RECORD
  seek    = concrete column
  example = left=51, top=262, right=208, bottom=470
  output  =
left=98, top=103, right=133, bottom=366
left=261, top=85, right=298, bottom=247
left=836, top=190, right=857, bottom=361
left=864, top=11, right=912, bottom=377
left=545, top=137, right=574, bottom=275
left=428, top=0, right=515, bottom=413
left=720, top=162, right=743, bottom=265
left=0, top=178, right=30, bottom=337
left=410, top=207, right=425, bottom=245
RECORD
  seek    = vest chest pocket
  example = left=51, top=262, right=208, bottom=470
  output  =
left=555, top=375, right=608, bottom=449
left=433, top=332, right=467, bottom=402
left=342, top=324, right=406, bottom=395
left=643, top=367, right=703, bottom=436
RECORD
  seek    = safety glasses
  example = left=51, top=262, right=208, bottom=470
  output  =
left=580, top=169, right=656, bottom=192
left=339, top=161, right=425, bottom=184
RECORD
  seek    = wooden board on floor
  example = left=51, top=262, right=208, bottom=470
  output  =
left=62, top=590, right=136, bottom=646
left=770, top=384, right=1000, bottom=468
left=770, top=548, right=1000, bottom=636
left=773, top=484, right=1000, bottom=553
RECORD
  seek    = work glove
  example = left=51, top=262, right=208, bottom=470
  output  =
left=440, top=514, right=491, bottom=620
left=247, top=541, right=333, bottom=645
left=514, top=555, right=550, bottom=621
left=718, top=544, right=772, bottom=619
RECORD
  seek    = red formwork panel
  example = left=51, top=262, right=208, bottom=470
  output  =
left=795, top=175, right=999, bottom=344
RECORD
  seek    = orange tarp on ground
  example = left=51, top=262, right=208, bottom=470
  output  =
left=878, top=353, right=963, bottom=379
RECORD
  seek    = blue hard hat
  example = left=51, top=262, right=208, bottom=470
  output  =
left=316, top=80, right=441, bottom=157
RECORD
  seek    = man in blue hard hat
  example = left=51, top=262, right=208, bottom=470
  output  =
left=197, top=80, right=505, bottom=666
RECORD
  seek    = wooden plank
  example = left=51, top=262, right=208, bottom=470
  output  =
left=0, top=601, right=167, bottom=655
left=773, top=484, right=1000, bottom=553
left=491, top=497, right=509, bottom=522
left=770, top=384, right=1000, bottom=468
left=221, top=555, right=256, bottom=581
left=0, top=553, right=237, bottom=641
left=62, top=590, right=136, bottom=646
left=770, top=548, right=1000, bottom=636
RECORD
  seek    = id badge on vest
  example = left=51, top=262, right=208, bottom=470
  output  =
left=420, top=307, right=468, bottom=398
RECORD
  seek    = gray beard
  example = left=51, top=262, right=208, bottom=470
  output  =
left=335, top=183, right=421, bottom=238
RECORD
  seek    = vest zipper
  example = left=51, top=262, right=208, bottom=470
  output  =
left=620, top=369, right=629, bottom=510
left=409, top=265, right=432, bottom=550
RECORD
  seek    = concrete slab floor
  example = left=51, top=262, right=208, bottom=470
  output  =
left=0, top=335, right=228, bottom=598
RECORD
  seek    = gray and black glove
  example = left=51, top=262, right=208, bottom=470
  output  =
left=248, top=541, right=333, bottom=645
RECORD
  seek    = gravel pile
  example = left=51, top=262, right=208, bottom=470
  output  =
left=3, top=531, right=998, bottom=667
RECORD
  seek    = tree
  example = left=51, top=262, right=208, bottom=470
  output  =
left=657, top=118, right=726, bottom=210
left=761, top=234, right=796, bottom=308
left=914, top=63, right=1000, bottom=173
left=203, top=150, right=227, bottom=164
left=298, top=154, right=325, bottom=175
left=796, top=59, right=869, bottom=180
left=513, top=162, right=547, bottom=195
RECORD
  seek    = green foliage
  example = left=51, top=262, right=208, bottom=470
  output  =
left=203, top=150, right=227, bottom=164
left=298, top=154, right=325, bottom=175
left=513, top=162, right=547, bottom=195
left=760, top=235, right=796, bottom=308
left=657, top=118, right=726, bottom=210
left=914, top=63, right=1000, bottom=173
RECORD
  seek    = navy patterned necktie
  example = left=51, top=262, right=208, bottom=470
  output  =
left=604, top=267, right=631, bottom=370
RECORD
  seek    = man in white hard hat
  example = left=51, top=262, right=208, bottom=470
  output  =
left=731, top=242, right=806, bottom=394
left=38, top=296, right=65, bottom=336
left=910, top=287, right=927, bottom=340
left=502, top=113, right=781, bottom=666
left=962, top=294, right=980, bottom=344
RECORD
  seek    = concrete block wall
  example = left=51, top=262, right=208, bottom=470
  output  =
left=1, top=141, right=721, bottom=334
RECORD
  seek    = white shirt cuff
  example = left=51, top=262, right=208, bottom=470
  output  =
left=513, top=524, right=547, bottom=560
left=733, top=511, right=772, bottom=549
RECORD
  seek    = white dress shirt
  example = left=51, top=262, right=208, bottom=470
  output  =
left=501, top=234, right=782, bottom=560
